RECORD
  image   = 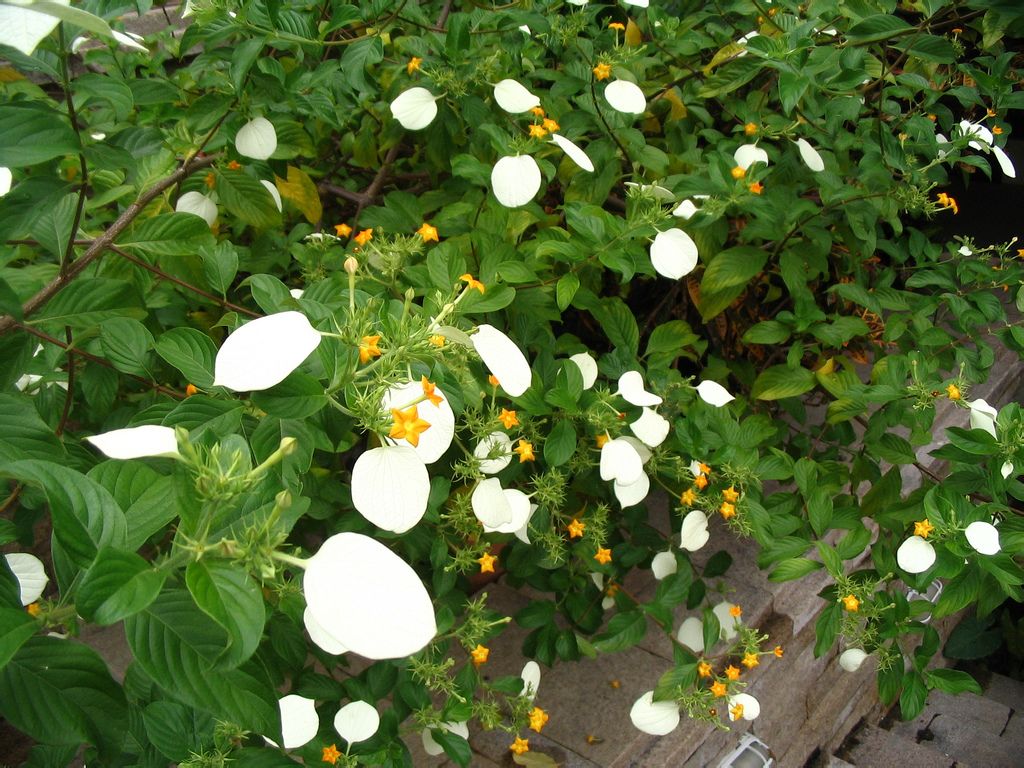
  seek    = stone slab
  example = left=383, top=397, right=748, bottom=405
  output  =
left=843, top=724, right=956, bottom=768
left=981, top=671, right=1024, bottom=712
left=886, top=690, right=1010, bottom=742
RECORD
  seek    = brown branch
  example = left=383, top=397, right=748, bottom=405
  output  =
left=0, top=154, right=218, bottom=336
left=55, top=325, right=75, bottom=436
left=355, top=142, right=403, bottom=224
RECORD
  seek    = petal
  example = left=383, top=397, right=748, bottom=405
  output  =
left=623, top=0, right=650, bottom=5
left=1001, top=461, right=1014, bottom=480
left=614, top=470, right=650, bottom=507
left=111, top=29, right=148, bottom=52
left=513, top=503, right=538, bottom=544
left=549, top=133, right=595, bottom=172
left=289, top=288, right=305, bottom=299
left=672, top=199, right=698, bottom=220
left=303, top=532, right=437, bottom=659
left=235, top=117, right=277, bottom=160
left=471, top=477, right=513, bottom=528
left=213, top=311, right=322, bottom=391
left=85, top=425, right=179, bottom=460
left=351, top=446, right=430, bottom=533
left=303, top=606, right=348, bottom=655
left=620, top=436, right=653, bottom=464
left=422, top=722, right=470, bottom=756
left=493, top=79, right=541, bottom=113
left=630, top=691, right=680, bottom=736
left=624, top=182, right=676, bottom=202
left=650, top=229, right=699, bottom=280
left=795, top=138, right=825, bottom=172
left=471, top=324, right=532, bottom=396
left=390, top=87, right=438, bottom=130
left=0, top=0, right=66, bottom=55
left=993, top=145, right=1016, bottom=179
left=695, top=380, right=735, bottom=408
left=713, top=601, right=740, bottom=640
left=839, top=648, right=868, bottom=672
left=278, top=694, right=318, bottom=749
left=521, top=660, right=541, bottom=701
left=600, top=438, right=643, bottom=485
left=679, top=510, right=710, bottom=552
left=968, top=398, right=998, bottom=437
left=485, top=488, right=533, bottom=533
left=727, top=693, right=760, bottom=721
left=4, top=553, right=48, bottom=605
left=896, top=535, right=936, bottom=574
left=175, top=191, right=217, bottom=227
left=734, top=144, right=769, bottom=170
left=0, top=167, right=12, bottom=197
left=651, top=550, right=677, bottom=580
left=569, top=352, right=599, bottom=389
left=675, top=617, right=704, bottom=652
left=965, top=521, right=1000, bottom=555
left=490, top=155, right=542, bottom=208
left=381, top=380, right=455, bottom=463
left=261, top=179, right=283, bottom=211
left=604, top=80, right=647, bottom=115
left=630, top=407, right=670, bottom=447
left=474, top=432, right=513, bottom=475
left=334, top=701, right=380, bottom=744
left=617, top=370, right=662, bottom=406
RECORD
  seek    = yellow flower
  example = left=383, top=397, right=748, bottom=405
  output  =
left=729, top=604, right=742, bottom=618
left=719, top=501, right=736, bottom=519
left=227, top=160, right=242, bottom=170
left=993, top=125, right=1003, bottom=135
left=488, top=374, right=500, bottom=387
left=680, top=488, right=697, bottom=506
left=406, top=56, right=423, bottom=75
left=593, top=62, right=612, bottom=80
left=354, top=228, right=374, bottom=246
left=936, top=192, right=959, bottom=214
left=724, top=665, right=741, bottom=681
left=528, top=123, right=548, bottom=139
left=460, top=273, right=485, bottom=293
left=389, top=405, right=432, bottom=447
left=609, top=22, right=625, bottom=30
left=914, top=519, right=934, bottom=538
left=773, top=645, right=784, bottom=658
left=429, top=334, right=445, bottom=347
left=499, top=408, right=519, bottom=429
left=730, top=166, right=746, bottom=180
left=694, top=474, right=708, bottom=490
left=710, top=680, right=728, bottom=697
left=510, top=737, right=530, bottom=755
left=359, top=335, right=382, bottom=364
left=417, top=221, right=439, bottom=242
left=421, top=376, right=443, bottom=407
left=594, top=547, right=612, bottom=565
left=478, top=552, right=497, bottom=573
left=841, top=594, right=860, bottom=612
left=471, top=644, right=490, bottom=665
left=722, top=486, right=740, bottom=503
left=742, top=652, right=759, bottom=669
left=334, top=223, right=352, bottom=237
left=528, top=707, right=549, bottom=733
left=596, top=433, right=609, bottom=448
left=744, top=122, right=759, bottom=136
left=542, top=118, right=560, bottom=133
left=185, top=383, right=199, bottom=397
left=204, top=171, right=216, bottom=189
left=699, top=462, right=712, bottom=475
left=514, top=439, right=535, bottom=463
left=568, top=518, right=586, bottom=538
left=730, top=702, right=744, bottom=720
left=530, top=106, right=545, bottom=117
left=322, top=744, right=341, bottom=764
left=26, top=602, right=40, bottom=617
left=748, top=181, right=764, bottom=195
left=697, top=661, right=712, bottom=678
left=946, top=383, right=961, bottom=400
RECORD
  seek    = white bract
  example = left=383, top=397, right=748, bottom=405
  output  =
left=235, top=117, right=277, bottom=160
left=617, top=370, right=662, bottom=406
left=261, top=179, right=283, bottom=211
left=382, top=380, right=455, bottom=463
left=600, top=437, right=644, bottom=485
left=4, top=553, right=48, bottom=605
left=303, top=533, right=436, bottom=659
left=839, top=648, right=868, bottom=672
left=630, top=691, right=680, bottom=735
left=493, top=79, right=540, bottom=113
left=485, top=488, right=533, bottom=534
left=604, top=80, right=646, bottom=114
left=276, top=694, right=318, bottom=749
left=175, top=191, right=217, bottom=227
left=623, top=0, right=649, bottom=6
left=521, top=660, right=541, bottom=701
left=390, top=87, right=438, bottom=130
left=965, top=521, right=1000, bottom=555
left=957, top=119, right=1015, bottom=178
left=569, top=352, right=598, bottom=389
left=680, top=510, right=710, bottom=552
left=422, top=721, right=470, bottom=756
left=672, top=199, right=699, bottom=219
left=213, top=311, right=322, bottom=391
left=713, top=601, right=740, bottom=640
left=622, top=436, right=653, bottom=464
left=0, top=0, right=69, bottom=55
left=490, top=155, right=542, bottom=208
left=630, top=408, right=670, bottom=447
left=513, top=502, right=538, bottom=544
left=695, top=380, right=735, bottom=407
left=85, top=425, right=179, bottom=460
left=474, top=432, right=514, bottom=474
left=614, top=470, right=650, bottom=507
left=351, top=446, right=430, bottom=533
left=676, top=616, right=704, bottom=652
left=471, top=324, right=532, bottom=396
left=0, top=167, right=12, bottom=197
left=471, top=477, right=513, bottom=529
left=727, top=693, right=760, bottom=721
left=303, top=606, right=348, bottom=655
left=650, top=228, right=699, bottom=279
left=896, top=535, right=936, bottom=574
left=111, top=29, right=148, bottom=52
left=734, top=144, right=769, bottom=170
left=795, top=138, right=825, bottom=172
left=624, top=182, right=675, bottom=202
left=549, top=133, right=595, bottom=172
left=1002, top=461, right=1014, bottom=479
left=968, top=398, right=998, bottom=437
left=334, top=701, right=380, bottom=744
left=651, top=550, right=677, bottom=580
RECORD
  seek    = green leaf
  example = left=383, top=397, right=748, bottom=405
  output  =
left=77, top=548, right=166, bottom=625
left=751, top=365, right=816, bottom=400
left=701, top=246, right=767, bottom=293
left=100, top=317, right=154, bottom=377
left=870, top=433, right=917, bottom=464
left=653, top=663, right=698, bottom=702
left=593, top=610, right=647, bottom=652
left=943, top=614, right=1001, bottom=659
left=926, top=668, right=982, bottom=695
left=813, top=602, right=840, bottom=658
left=186, top=561, right=265, bottom=668
left=29, top=192, right=77, bottom=260
left=646, top=320, right=699, bottom=363
left=899, top=671, right=927, bottom=720
left=0, top=607, right=38, bottom=670
left=143, top=700, right=215, bottom=762
left=543, top=419, right=577, bottom=467
left=432, top=729, right=472, bottom=767
left=770, top=557, right=822, bottom=582
left=0, top=394, right=65, bottom=461
left=944, top=426, right=998, bottom=456
left=697, top=283, right=746, bottom=321
left=202, top=241, right=240, bottom=296
left=117, top=213, right=216, bottom=257
left=742, top=320, right=791, bottom=345
left=0, top=103, right=80, bottom=167
left=594, top=297, right=639, bottom=354
left=155, top=327, right=218, bottom=388
left=556, top=273, right=580, bottom=311
left=87, top=461, right=177, bottom=550
left=33, top=277, right=145, bottom=329
left=251, top=371, right=327, bottom=419
left=846, top=15, right=913, bottom=44
left=215, top=169, right=281, bottom=228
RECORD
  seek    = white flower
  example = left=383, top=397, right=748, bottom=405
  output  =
left=235, top=117, right=277, bottom=160
left=513, top=502, right=538, bottom=544
left=623, top=0, right=649, bottom=6
left=471, top=324, right=532, bottom=396
left=650, top=229, right=699, bottom=280
left=679, top=510, right=710, bottom=552
left=965, top=521, right=1000, bottom=555
left=614, top=471, right=650, bottom=507
left=471, top=477, right=513, bottom=529
left=651, top=550, right=677, bottom=580
left=569, top=352, right=599, bottom=389
left=958, top=245, right=973, bottom=256
left=672, top=199, right=699, bottom=219
left=896, top=535, right=936, bottom=574
left=381, top=380, right=454, bottom=463
left=85, top=425, right=179, bottom=460
left=624, top=182, right=675, bottom=201
left=0, top=167, right=12, bottom=197
left=4, top=553, right=48, bottom=605
left=956, top=119, right=1015, bottom=178
left=735, top=30, right=759, bottom=55
left=474, top=432, right=514, bottom=475
left=303, top=533, right=436, bottom=660
left=549, top=133, right=595, bottom=172
left=303, top=606, right=348, bottom=655
left=629, top=691, right=680, bottom=735
left=695, top=380, right=735, bottom=408
left=727, top=693, right=760, bottom=721
left=390, top=87, right=439, bottom=130
left=422, top=721, right=470, bottom=756
left=713, top=601, right=740, bottom=640
left=566, top=0, right=588, bottom=4
left=334, top=701, right=380, bottom=744
left=676, top=616, right=704, bottom=652
left=275, top=694, right=318, bottom=749
left=734, top=144, right=769, bottom=170
left=622, top=436, right=653, bottom=464
left=289, top=288, right=305, bottom=299
left=518, top=24, right=531, bottom=35
left=1001, top=461, right=1014, bottom=479
left=485, top=488, right=533, bottom=534
left=490, top=155, right=542, bottom=208
left=839, top=648, right=868, bottom=672
left=630, top=408, right=670, bottom=447
left=213, top=311, right=322, bottom=391
left=175, top=191, right=217, bottom=227
left=600, top=437, right=644, bottom=485
left=261, top=179, right=283, bottom=211
left=617, top=370, right=662, bottom=406
left=590, top=573, right=617, bottom=610
left=968, top=398, right=998, bottom=437
left=351, top=446, right=430, bottom=533
left=493, top=79, right=540, bottom=113
left=521, top=660, right=541, bottom=701
left=795, top=138, right=825, bottom=172
left=604, top=80, right=646, bottom=115
left=111, top=29, right=148, bottom=52
left=0, top=0, right=68, bottom=55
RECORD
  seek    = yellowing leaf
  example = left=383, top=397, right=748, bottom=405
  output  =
left=514, top=751, right=560, bottom=767
left=625, top=19, right=643, bottom=47
left=659, top=88, right=687, bottom=121
left=275, top=166, right=322, bottom=224
left=0, top=68, right=25, bottom=83
left=703, top=42, right=746, bottom=75
left=816, top=357, right=835, bottom=374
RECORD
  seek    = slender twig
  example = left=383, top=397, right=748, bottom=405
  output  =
left=55, top=326, right=75, bottom=436
left=435, top=0, right=454, bottom=29
left=58, top=24, right=89, bottom=274
left=0, top=485, right=24, bottom=516
left=354, top=143, right=403, bottom=224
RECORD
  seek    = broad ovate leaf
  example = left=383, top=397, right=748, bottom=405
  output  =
left=474, top=432, right=513, bottom=475
left=569, top=352, right=598, bottom=389
left=549, top=133, right=595, bottom=172
left=390, top=87, right=439, bottom=130
left=334, top=701, right=380, bottom=744
left=629, top=691, right=680, bottom=736
left=695, top=380, right=735, bottom=407
left=617, top=370, right=662, bottom=406
left=493, top=79, right=540, bottom=113
left=650, top=229, right=699, bottom=280
left=213, top=311, right=322, bottom=391
left=472, top=477, right=513, bottom=529
left=679, top=510, right=710, bottom=552
left=85, top=425, right=179, bottom=459
left=175, top=191, right=217, bottom=227
left=604, top=80, right=646, bottom=114
left=471, top=324, right=532, bottom=396
left=303, top=533, right=437, bottom=659
left=896, top=535, right=936, bottom=574
left=0, top=0, right=69, bottom=55
left=235, top=116, right=277, bottom=160
left=629, top=408, right=669, bottom=447
left=4, top=553, right=48, bottom=605
left=490, top=155, right=542, bottom=208
left=351, top=446, right=430, bottom=533
left=965, top=521, right=1000, bottom=555
left=382, top=380, right=455, bottom=463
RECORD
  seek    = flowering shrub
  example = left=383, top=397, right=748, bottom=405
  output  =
left=1, top=0, right=1024, bottom=764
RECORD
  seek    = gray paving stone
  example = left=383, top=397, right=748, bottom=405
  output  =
left=844, top=725, right=956, bottom=768
left=887, top=690, right=1010, bottom=742
left=982, top=671, right=1024, bottom=712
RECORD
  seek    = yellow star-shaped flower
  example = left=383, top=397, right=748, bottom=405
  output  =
left=680, top=488, right=697, bottom=506
left=594, top=547, right=612, bottom=565
left=567, top=518, right=586, bottom=539
left=596, top=433, right=609, bottom=448
left=417, top=221, right=439, bottom=242
left=488, top=374, right=500, bottom=387
left=744, top=122, right=759, bottom=136
left=429, top=334, right=446, bottom=347
left=724, top=665, right=741, bottom=681
left=389, top=405, right=431, bottom=447
left=710, top=680, right=728, bottom=697
left=741, top=652, right=760, bottom=669
left=406, top=56, right=423, bottom=75
left=421, top=376, right=443, bottom=407
left=322, top=743, right=341, bottom=764
left=530, top=106, right=545, bottom=117
left=748, top=181, right=764, bottom=195
left=542, top=118, right=560, bottom=133
left=608, top=22, right=625, bottom=30
left=694, top=474, right=708, bottom=490
left=359, top=335, right=382, bottom=364
left=499, top=408, right=519, bottom=429
left=460, top=273, right=485, bottom=293
left=697, top=661, right=712, bottom=678
left=773, top=645, right=784, bottom=657
left=722, top=486, right=740, bottom=503
left=478, top=552, right=497, bottom=573
left=354, top=228, right=373, bottom=246
left=528, top=124, right=548, bottom=139
left=514, top=439, right=535, bottom=463
left=699, top=462, right=712, bottom=475
left=528, top=707, right=549, bottom=733
left=510, top=737, right=530, bottom=755
left=729, top=604, right=742, bottom=618
left=841, top=594, right=860, bottom=612
left=471, top=644, right=489, bottom=666
left=593, top=63, right=611, bottom=80
left=946, top=383, right=961, bottom=400
left=730, top=165, right=746, bottom=180
left=334, top=223, right=352, bottom=237
left=730, top=702, right=744, bottom=720
left=914, top=519, right=934, bottom=538
left=719, top=502, right=736, bottom=520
